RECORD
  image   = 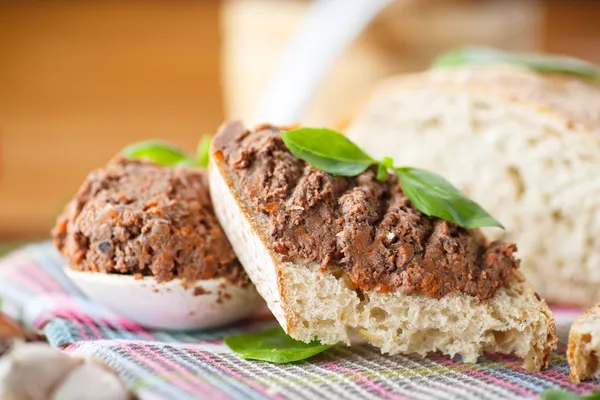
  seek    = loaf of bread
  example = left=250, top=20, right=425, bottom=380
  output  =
left=568, top=303, right=600, bottom=383
left=210, top=121, right=557, bottom=371
left=346, top=65, right=600, bottom=307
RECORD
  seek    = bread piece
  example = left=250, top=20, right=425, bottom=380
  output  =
left=209, top=121, right=557, bottom=371
left=345, top=65, right=600, bottom=307
left=568, top=303, right=600, bottom=383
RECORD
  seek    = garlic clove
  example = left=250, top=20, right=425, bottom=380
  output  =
left=0, top=342, right=83, bottom=400
left=52, top=362, right=127, bottom=400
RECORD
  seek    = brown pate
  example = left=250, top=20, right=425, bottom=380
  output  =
left=53, top=158, right=248, bottom=286
left=213, top=122, right=519, bottom=300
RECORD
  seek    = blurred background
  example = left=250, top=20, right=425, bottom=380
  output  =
left=1, top=0, right=599, bottom=246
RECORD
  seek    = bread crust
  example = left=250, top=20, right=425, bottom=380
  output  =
left=370, top=66, right=600, bottom=135
left=210, top=129, right=292, bottom=332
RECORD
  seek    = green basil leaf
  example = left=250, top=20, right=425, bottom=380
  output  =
left=224, top=327, right=336, bottom=364
left=197, top=136, right=212, bottom=168
left=281, top=128, right=374, bottom=176
left=376, top=156, right=394, bottom=182
left=174, top=158, right=202, bottom=168
left=122, top=141, right=193, bottom=166
left=396, top=167, right=504, bottom=230
left=541, top=390, right=600, bottom=400
left=432, top=47, right=600, bottom=83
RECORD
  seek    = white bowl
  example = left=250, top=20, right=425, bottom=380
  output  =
left=65, top=268, right=265, bottom=330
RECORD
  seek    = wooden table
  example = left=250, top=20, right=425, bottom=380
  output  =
left=0, top=1, right=223, bottom=240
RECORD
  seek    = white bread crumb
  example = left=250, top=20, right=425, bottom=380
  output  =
left=568, top=303, right=600, bottom=383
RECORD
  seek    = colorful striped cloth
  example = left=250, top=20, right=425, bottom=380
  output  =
left=0, top=242, right=597, bottom=400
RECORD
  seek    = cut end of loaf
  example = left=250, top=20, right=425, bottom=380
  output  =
left=568, top=303, right=600, bottom=383
left=210, top=133, right=557, bottom=371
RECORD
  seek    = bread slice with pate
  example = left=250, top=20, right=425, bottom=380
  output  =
left=209, top=121, right=557, bottom=371
left=568, top=303, right=600, bottom=383
left=344, top=64, right=600, bottom=308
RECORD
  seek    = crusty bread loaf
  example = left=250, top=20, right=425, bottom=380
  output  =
left=568, top=303, right=600, bottom=383
left=209, top=126, right=557, bottom=371
left=345, top=65, right=600, bottom=307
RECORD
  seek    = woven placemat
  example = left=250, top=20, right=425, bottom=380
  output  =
left=0, top=242, right=595, bottom=400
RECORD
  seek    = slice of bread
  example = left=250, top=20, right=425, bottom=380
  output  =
left=568, top=304, right=600, bottom=383
left=209, top=121, right=557, bottom=371
left=345, top=65, right=600, bottom=307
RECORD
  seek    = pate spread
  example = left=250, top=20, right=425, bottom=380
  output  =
left=53, top=158, right=248, bottom=286
left=214, top=123, right=518, bottom=300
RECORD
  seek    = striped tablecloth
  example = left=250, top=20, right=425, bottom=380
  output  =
left=0, top=242, right=597, bottom=400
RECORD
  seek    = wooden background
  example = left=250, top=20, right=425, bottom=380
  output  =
left=0, top=2, right=223, bottom=240
left=0, top=0, right=598, bottom=241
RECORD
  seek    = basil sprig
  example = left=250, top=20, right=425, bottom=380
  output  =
left=224, top=327, right=335, bottom=364
left=121, top=135, right=212, bottom=168
left=281, top=128, right=503, bottom=230
left=197, top=136, right=212, bottom=168
left=432, top=46, right=600, bottom=83
left=541, top=390, right=600, bottom=400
